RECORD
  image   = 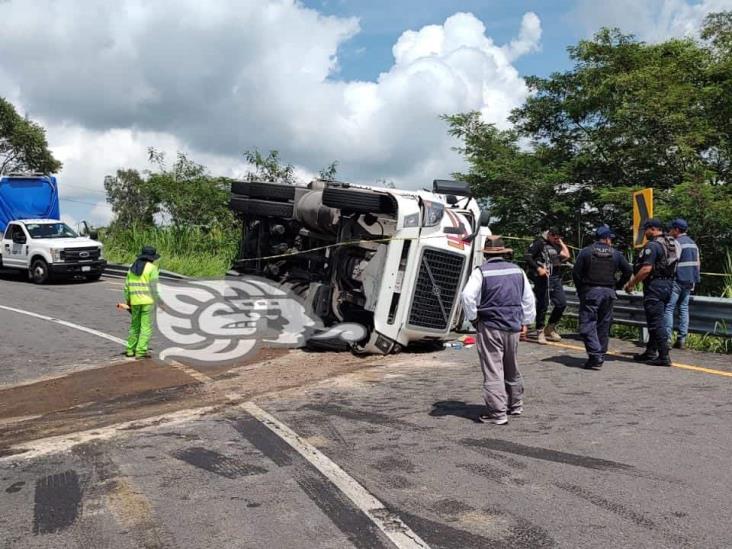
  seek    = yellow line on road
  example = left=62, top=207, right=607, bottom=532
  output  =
left=543, top=341, right=732, bottom=378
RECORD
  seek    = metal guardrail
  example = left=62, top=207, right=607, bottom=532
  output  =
left=103, top=263, right=188, bottom=281
left=564, top=286, right=732, bottom=337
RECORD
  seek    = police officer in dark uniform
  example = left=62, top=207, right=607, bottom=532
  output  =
left=573, top=226, right=632, bottom=369
left=524, top=228, right=570, bottom=344
left=624, top=219, right=677, bottom=366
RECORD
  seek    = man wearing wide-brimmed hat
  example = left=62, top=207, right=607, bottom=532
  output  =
left=124, top=245, right=161, bottom=359
left=461, top=236, right=536, bottom=425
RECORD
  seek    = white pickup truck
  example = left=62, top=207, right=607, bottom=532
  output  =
left=0, top=219, right=107, bottom=283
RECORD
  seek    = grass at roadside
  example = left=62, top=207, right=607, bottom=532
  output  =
left=557, top=316, right=731, bottom=354
left=100, top=225, right=239, bottom=278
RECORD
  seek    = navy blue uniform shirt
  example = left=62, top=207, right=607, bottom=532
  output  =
left=572, top=243, right=632, bottom=290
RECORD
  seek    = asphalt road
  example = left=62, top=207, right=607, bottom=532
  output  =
left=1, top=273, right=731, bottom=548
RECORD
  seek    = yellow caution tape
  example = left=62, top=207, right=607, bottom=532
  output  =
left=234, top=231, right=730, bottom=278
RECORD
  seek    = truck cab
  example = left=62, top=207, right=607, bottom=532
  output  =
left=0, top=219, right=106, bottom=283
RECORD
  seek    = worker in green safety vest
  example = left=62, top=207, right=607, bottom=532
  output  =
left=124, top=245, right=160, bottom=358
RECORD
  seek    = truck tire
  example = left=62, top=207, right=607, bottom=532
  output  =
left=231, top=181, right=296, bottom=201
left=230, top=197, right=294, bottom=218
left=322, top=186, right=396, bottom=214
left=86, top=273, right=102, bottom=282
left=31, top=258, right=50, bottom=284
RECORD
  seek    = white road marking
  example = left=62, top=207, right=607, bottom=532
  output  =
left=0, top=305, right=213, bottom=383
left=0, top=304, right=126, bottom=346
left=240, top=401, right=431, bottom=549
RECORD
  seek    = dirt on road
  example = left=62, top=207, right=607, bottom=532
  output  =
left=0, top=349, right=391, bottom=457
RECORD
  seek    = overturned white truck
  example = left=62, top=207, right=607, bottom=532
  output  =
left=229, top=179, right=491, bottom=354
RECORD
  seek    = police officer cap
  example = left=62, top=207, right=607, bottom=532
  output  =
left=669, top=218, right=688, bottom=231
left=595, top=225, right=615, bottom=239
left=641, top=218, right=663, bottom=230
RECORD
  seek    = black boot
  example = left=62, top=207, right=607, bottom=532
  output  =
left=646, top=355, right=671, bottom=366
left=582, top=358, right=603, bottom=370
left=633, top=351, right=658, bottom=361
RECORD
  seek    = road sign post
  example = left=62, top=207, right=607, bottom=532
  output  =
left=632, top=188, right=653, bottom=248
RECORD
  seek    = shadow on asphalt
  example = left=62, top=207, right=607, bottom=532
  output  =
left=429, top=400, right=486, bottom=423
left=0, top=268, right=103, bottom=285
left=541, top=353, right=630, bottom=369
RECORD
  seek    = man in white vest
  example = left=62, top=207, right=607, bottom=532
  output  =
left=461, top=236, right=536, bottom=425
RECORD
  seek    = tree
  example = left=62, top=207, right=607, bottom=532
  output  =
left=447, top=12, right=732, bottom=281
left=319, top=161, right=338, bottom=181
left=244, top=149, right=296, bottom=184
left=147, top=149, right=233, bottom=227
left=103, top=169, right=158, bottom=229
left=0, top=97, right=62, bottom=175
left=443, top=112, right=571, bottom=239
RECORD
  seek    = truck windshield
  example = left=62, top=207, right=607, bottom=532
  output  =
left=25, top=223, right=78, bottom=239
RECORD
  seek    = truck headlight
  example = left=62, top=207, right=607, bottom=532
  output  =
left=421, top=200, right=444, bottom=227
left=403, top=213, right=420, bottom=228
left=50, top=248, right=63, bottom=263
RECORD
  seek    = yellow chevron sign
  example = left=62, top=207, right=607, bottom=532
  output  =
left=632, top=188, right=654, bottom=248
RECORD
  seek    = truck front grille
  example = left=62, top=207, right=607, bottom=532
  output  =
left=61, top=247, right=100, bottom=262
left=408, top=248, right=465, bottom=331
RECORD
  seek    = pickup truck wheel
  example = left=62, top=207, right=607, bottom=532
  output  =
left=229, top=197, right=294, bottom=218
left=231, top=181, right=296, bottom=201
left=86, top=273, right=102, bottom=281
left=31, top=259, right=50, bottom=284
left=322, top=186, right=396, bottom=214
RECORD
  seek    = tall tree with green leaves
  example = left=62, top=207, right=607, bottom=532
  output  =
left=147, top=149, right=233, bottom=228
left=103, top=169, right=159, bottom=229
left=447, top=11, right=732, bottom=280
left=0, top=97, right=62, bottom=175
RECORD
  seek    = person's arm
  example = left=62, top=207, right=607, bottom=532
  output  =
left=124, top=274, right=131, bottom=307
left=524, top=240, right=545, bottom=276
left=557, top=238, right=570, bottom=261
left=461, top=268, right=483, bottom=325
left=572, top=249, right=587, bottom=289
left=520, top=271, right=536, bottom=330
left=150, top=264, right=161, bottom=302
left=624, top=242, right=658, bottom=292
left=616, top=252, right=633, bottom=289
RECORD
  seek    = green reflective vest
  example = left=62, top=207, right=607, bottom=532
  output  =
left=125, top=262, right=159, bottom=306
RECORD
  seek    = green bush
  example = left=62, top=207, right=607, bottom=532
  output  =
left=100, top=225, right=239, bottom=278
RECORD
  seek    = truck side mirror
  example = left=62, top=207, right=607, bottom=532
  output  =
left=479, top=211, right=490, bottom=227
left=12, top=233, right=26, bottom=244
left=89, top=230, right=99, bottom=240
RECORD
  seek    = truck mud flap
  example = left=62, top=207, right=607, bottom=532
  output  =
left=231, top=181, right=297, bottom=201
left=229, top=197, right=294, bottom=218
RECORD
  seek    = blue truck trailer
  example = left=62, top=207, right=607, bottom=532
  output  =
left=0, top=174, right=60, bottom=234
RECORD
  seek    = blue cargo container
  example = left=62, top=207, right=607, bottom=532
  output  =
left=0, top=175, right=60, bottom=234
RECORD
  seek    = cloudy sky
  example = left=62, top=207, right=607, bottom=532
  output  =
left=0, top=0, right=728, bottom=227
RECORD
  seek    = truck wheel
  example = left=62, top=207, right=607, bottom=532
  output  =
left=231, top=181, right=296, bottom=201
left=322, top=186, right=396, bottom=214
left=31, top=259, right=50, bottom=284
left=86, top=273, right=102, bottom=282
left=230, top=197, right=294, bottom=218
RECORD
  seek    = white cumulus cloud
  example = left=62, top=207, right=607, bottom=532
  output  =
left=571, top=0, right=732, bottom=42
left=0, top=1, right=542, bottom=226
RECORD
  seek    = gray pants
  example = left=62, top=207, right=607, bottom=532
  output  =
left=477, top=324, right=524, bottom=419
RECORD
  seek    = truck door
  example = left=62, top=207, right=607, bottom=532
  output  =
left=2, top=224, right=28, bottom=268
